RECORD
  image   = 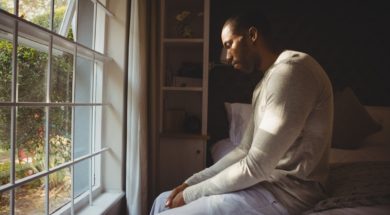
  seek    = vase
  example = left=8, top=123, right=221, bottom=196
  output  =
left=176, top=23, right=193, bottom=38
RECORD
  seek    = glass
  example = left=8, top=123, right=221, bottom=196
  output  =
left=73, top=106, right=91, bottom=159
left=49, top=167, right=71, bottom=214
left=0, top=30, right=13, bottom=102
left=75, top=56, right=93, bottom=103
left=66, top=9, right=76, bottom=41
left=0, top=0, right=14, bottom=14
left=54, top=0, right=72, bottom=33
left=95, top=5, right=105, bottom=53
left=93, top=61, right=103, bottom=103
left=0, top=190, right=11, bottom=214
left=51, top=49, right=73, bottom=103
left=73, top=106, right=91, bottom=198
left=15, top=107, right=46, bottom=180
left=74, top=159, right=89, bottom=197
left=0, top=107, right=11, bottom=185
left=19, top=0, right=51, bottom=30
left=17, top=37, right=48, bottom=102
left=76, top=0, right=94, bottom=49
left=49, top=106, right=71, bottom=168
left=15, top=179, right=45, bottom=215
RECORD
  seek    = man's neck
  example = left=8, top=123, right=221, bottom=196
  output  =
left=259, top=50, right=281, bottom=73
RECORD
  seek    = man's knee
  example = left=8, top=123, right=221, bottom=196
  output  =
left=156, top=191, right=170, bottom=204
left=150, top=191, right=171, bottom=215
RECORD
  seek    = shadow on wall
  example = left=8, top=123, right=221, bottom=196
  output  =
left=210, top=0, right=390, bottom=106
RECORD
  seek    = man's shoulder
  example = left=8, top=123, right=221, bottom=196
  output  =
left=279, top=50, right=312, bottom=63
left=275, top=50, right=322, bottom=73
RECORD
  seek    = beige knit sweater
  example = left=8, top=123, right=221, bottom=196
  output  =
left=182, top=50, right=333, bottom=214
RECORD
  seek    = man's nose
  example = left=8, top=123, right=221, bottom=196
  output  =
left=225, top=51, right=233, bottom=64
left=220, top=48, right=231, bottom=64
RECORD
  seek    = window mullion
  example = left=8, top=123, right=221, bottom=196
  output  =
left=70, top=0, right=79, bottom=209
left=44, top=0, right=55, bottom=211
left=70, top=68, right=76, bottom=215
left=9, top=0, right=20, bottom=213
left=44, top=105, right=50, bottom=215
left=88, top=0, right=98, bottom=206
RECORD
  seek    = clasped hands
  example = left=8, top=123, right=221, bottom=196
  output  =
left=165, top=183, right=188, bottom=208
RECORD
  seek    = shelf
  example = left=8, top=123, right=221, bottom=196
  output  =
left=163, top=38, right=203, bottom=43
left=160, top=132, right=209, bottom=140
left=162, top=86, right=203, bottom=92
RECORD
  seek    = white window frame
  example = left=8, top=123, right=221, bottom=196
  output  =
left=0, top=0, right=121, bottom=214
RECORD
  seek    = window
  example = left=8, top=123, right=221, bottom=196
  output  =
left=0, top=0, right=112, bottom=214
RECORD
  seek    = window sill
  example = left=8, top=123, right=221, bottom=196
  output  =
left=53, top=191, right=125, bottom=215
left=78, top=191, right=125, bottom=215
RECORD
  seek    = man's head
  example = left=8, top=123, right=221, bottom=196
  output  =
left=221, top=12, right=276, bottom=73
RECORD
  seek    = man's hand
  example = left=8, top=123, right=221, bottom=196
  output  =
left=165, top=183, right=188, bottom=208
left=171, top=191, right=185, bottom=208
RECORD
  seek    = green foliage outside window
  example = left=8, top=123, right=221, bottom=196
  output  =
left=0, top=5, right=73, bottom=183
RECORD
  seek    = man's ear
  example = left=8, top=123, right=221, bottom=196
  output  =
left=248, top=27, right=258, bottom=43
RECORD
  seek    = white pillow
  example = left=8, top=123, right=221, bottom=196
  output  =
left=211, top=138, right=236, bottom=162
left=224, top=102, right=252, bottom=145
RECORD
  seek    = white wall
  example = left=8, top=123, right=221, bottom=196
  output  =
left=102, top=0, right=128, bottom=192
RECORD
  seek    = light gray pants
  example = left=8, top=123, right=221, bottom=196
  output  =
left=150, top=184, right=289, bottom=215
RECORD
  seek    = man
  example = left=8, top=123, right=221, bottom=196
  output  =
left=150, top=12, right=333, bottom=215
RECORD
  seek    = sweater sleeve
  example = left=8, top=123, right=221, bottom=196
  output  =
left=184, top=116, right=254, bottom=186
left=183, top=63, right=320, bottom=203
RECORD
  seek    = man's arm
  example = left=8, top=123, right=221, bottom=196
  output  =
left=183, top=63, right=320, bottom=203
left=167, top=113, right=254, bottom=208
left=184, top=116, right=254, bottom=186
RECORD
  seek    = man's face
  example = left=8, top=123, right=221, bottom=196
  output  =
left=221, top=24, right=257, bottom=73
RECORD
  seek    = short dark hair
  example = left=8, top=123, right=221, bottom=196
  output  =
left=224, top=12, right=278, bottom=51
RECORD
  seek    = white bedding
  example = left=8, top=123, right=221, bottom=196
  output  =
left=330, top=140, right=390, bottom=164
left=211, top=139, right=390, bottom=214
left=305, top=204, right=390, bottom=215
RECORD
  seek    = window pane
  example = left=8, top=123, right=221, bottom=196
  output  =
left=0, top=30, right=13, bottom=102
left=49, top=167, right=71, bottom=214
left=0, top=107, right=11, bottom=185
left=74, top=159, right=89, bottom=197
left=49, top=106, right=71, bottom=168
left=74, top=106, right=91, bottom=159
left=0, top=190, right=11, bottom=214
left=95, top=5, right=105, bottom=53
left=15, top=179, right=45, bottom=215
left=67, top=10, right=76, bottom=41
left=0, top=0, right=14, bottom=14
left=15, top=107, right=46, bottom=180
left=17, top=37, right=48, bottom=102
left=54, top=0, right=73, bottom=33
left=54, top=0, right=76, bottom=40
left=94, top=61, right=103, bottom=103
left=76, top=0, right=94, bottom=49
left=51, top=49, right=73, bottom=103
left=19, top=0, right=51, bottom=30
left=75, top=56, right=93, bottom=103
left=73, top=105, right=91, bottom=197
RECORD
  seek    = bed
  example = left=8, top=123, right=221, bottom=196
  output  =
left=207, top=65, right=390, bottom=214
